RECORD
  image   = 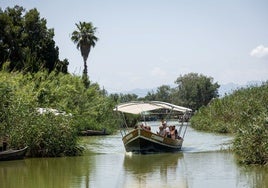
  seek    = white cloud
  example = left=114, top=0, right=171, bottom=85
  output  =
left=151, top=67, right=167, bottom=77
left=250, top=45, right=268, bottom=58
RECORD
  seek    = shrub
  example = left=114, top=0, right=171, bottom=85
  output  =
left=0, top=71, right=118, bottom=157
left=190, top=82, right=268, bottom=165
left=234, top=115, right=268, bottom=165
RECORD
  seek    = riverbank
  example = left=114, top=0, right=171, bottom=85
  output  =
left=191, top=82, right=268, bottom=165
left=0, top=71, right=118, bottom=157
left=1, top=126, right=268, bottom=188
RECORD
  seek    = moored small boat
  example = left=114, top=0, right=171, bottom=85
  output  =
left=79, top=129, right=108, bottom=136
left=0, top=146, right=28, bottom=161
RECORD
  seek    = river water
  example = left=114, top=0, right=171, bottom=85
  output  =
left=0, top=123, right=268, bottom=188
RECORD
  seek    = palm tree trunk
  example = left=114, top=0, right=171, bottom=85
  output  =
left=83, top=58, right=88, bottom=77
left=82, top=59, right=90, bottom=88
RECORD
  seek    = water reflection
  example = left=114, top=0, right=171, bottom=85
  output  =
left=1, top=127, right=268, bottom=188
left=238, top=164, right=268, bottom=188
left=122, top=153, right=187, bottom=188
left=0, top=156, right=94, bottom=188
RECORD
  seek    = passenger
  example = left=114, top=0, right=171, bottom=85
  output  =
left=140, top=123, right=144, bottom=129
left=157, top=125, right=165, bottom=137
left=170, top=126, right=176, bottom=140
left=141, top=122, right=151, bottom=132
left=145, top=125, right=151, bottom=131
left=162, top=121, right=169, bottom=137
left=167, top=126, right=172, bottom=138
left=174, top=126, right=178, bottom=139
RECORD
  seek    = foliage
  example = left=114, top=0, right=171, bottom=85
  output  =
left=109, top=93, right=139, bottom=103
left=233, top=114, right=268, bottom=165
left=191, top=82, right=268, bottom=165
left=144, top=85, right=173, bottom=103
left=140, top=73, right=219, bottom=111
left=0, top=83, right=13, bottom=135
left=107, top=73, right=219, bottom=114
left=9, top=109, right=81, bottom=157
left=174, top=73, right=219, bottom=111
left=71, top=21, right=98, bottom=88
left=0, top=71, right=118, bottom=157
left=0, top=6, right=68, bottom=73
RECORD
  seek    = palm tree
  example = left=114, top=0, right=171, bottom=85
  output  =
left=71, top=22, right=98, bottom=88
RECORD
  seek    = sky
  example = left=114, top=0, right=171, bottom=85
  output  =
left=1, top=0, right=268, bottom=93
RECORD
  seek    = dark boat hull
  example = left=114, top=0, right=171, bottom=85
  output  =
left=80, top=129, right=109, bottom=136
left=122, top=129, right=183, bottom=153
left=0, top=147, right=28, bottom=161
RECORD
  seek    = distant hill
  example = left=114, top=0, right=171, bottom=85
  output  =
left=218, top=81, right=263, bottom=97
left=113, top=81, right=264, bottom=98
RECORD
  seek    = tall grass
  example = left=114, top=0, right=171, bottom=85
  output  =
left=0, top=71, right=118, bottom=157
left=191, top=82, right=268, bottom=165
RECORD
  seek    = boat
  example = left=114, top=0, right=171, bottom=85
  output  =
left=114, top=101, right=192, bottom=153
left=79, top=129, right=109, bottom=136
left=0, top=146, right=28, bottom=161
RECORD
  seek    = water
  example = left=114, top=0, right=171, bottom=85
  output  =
left=1, top=123, right=268, bottom=188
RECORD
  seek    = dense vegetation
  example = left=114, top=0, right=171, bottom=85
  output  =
left=191, top=82, right=268, bottom=165
left=0, top=6, right=119, bottom=157
left=0, top=71, right=118, bottom=157
left=1, top=6, right=266, bottom=166
left=112, top=73, right=220, bottom=111
left=0, top=6, right=68, bottom=73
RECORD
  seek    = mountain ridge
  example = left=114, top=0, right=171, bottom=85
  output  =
left=113, top=81, right=263, bottom=98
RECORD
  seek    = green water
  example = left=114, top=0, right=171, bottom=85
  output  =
left=1, top=125, right=268, bottom=188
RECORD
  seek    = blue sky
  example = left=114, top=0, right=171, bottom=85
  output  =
left=1, top=0, right=268, bottom=93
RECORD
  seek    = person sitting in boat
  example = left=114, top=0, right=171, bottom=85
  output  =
left=174, top=126, right=179, bottom=139
left=166, top=126, right=172, bottom=138
left=141, top=122, right=151, bottom=132
left=162, top=121, right=170, bottom=138
left=170, top=126, right=176, bottom=140
left=157, top=125, right=165, bottom=137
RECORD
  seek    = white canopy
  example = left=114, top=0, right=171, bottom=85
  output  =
left=114, top=101, right=192, bottom=114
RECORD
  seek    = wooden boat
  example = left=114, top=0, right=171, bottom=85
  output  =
left=114, top=101, right=192, bottom=153
left=0, top=147, right=28, bottom=161
left=122, top=128, right=183, bottom=153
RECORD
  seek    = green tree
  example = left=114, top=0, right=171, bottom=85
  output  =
left=71, top=22, right=98, bottom=88
left=144, top=90, right=157, bottom=101
left=0, top=6, right=68, bottom=73
left=174, top=73, right=219, bottom=111
left=155, top=85, right=172, bottom=102
left=144, top=85, right=172, bottom=102
left=0, top=6, right=24, bottom=69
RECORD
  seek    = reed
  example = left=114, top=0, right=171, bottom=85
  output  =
left=191, top=82, right=268, bottom=165
left=0, top=71, right=118, bottom=157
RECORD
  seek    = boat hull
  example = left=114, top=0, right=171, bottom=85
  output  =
left=79, top=129, right=108, bottom=136
left=0, top=147, right=28, bottom=161
left=122, top=129, right=183, bottom=153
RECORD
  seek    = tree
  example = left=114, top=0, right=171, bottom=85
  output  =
left=71, top=22, right=98, bottom=88
left=174, top=73, right=219, bottom=111
left=144, top=85, right=172, bottom=102
left=0, top=6, right=67, bottom=73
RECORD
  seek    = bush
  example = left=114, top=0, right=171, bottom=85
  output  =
left=0, top=71, right=118, bottom=157
left=190, top=82, right=268, bottom=165
left=9, top=113, right=82, bottom=157
left=234, top=115, right=268, bottom=165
